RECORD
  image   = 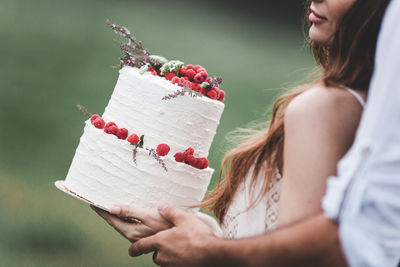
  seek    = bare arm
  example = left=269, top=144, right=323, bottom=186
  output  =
left=130, top=204, right=348, bottom=267
left=278, top=86, right=364, bottom=227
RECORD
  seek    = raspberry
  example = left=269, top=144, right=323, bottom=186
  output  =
left=165, top=72, right=176, bottom=81
left=184, top=147, right=194, bottom=156
left=186, top=64, right=195, bottom=70
left=218, top=90, right=226, bottom=101
left=185, top=69, right=196, bottom=80
left=194, top=65, right=203, bottom=71
left=93, top=117, right=105, bottom=129
left=194, top=73, right=205, bottom=83
left=190, top=157, right=199, bottom=167
left=192, top=83, right=201, bottom=92
left=200, top=87, right=208, bottom=95
left=171, top=76, right=180, bottom=84
left=156, top=144, right=170, bottom=156
left=151, top=70, right=157, bottom=76
left=116, top=128, right=128, bottom=140
left=105, top=125, right=118, bottom=135
left=183, top=76, right=190, bottom=81
left=90, top=114, right=100, bottom=124
left=104, top=121, right=116, bottom=129
left=184, top=154, right=196, bottom=165
left=178, top=67, right=187, bottom=77
left=198, top=158, right=209, bottom=169
left=196, top=68, right=206, bottom=74
left=127, top=134, right=140, bottom=144
left=174, top=152, right=185, bottom=162
left=199, top=71, right=208, bottom=79
left=207, top=89, right=218, bottom=100
left=148, top=67, right=155, bottom=72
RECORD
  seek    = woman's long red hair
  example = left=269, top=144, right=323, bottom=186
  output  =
left=200, top=0, right=390, bottom=223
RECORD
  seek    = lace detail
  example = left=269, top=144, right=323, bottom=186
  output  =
left=222, top=168, right=282, bottom=239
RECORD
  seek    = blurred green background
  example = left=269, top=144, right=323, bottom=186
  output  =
left=1, top=0, right=314, bottom=266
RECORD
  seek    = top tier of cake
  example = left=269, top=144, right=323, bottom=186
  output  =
left=102, top=66, right=225, bottom=157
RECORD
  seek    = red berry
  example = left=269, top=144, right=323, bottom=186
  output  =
left=105, top=125, right=118, bottom=135
left=90, top=114, right=100, bottom=124
left=194, top=73, right=205, bottom=83
left=174, top=152, right=185, bottom=162
left=184, top=147, right=194, bottom=156
left=194, top=65, right=203, bottom=71
left=183, top=76, right=190, bottom=81
left=156, top=144, right=170, bottom=156
left=151, top=71, right=157, bottom=76
left=171, top=76, right=180, bottom=84
left=186, top=64, right=195, bottom=70
left=199, top=71, right=208, bottom=78
left=116, top=128, right=128, bottom=140
left=200, top=87, right=208, bottom=95
left=190, top=157, right=199, bottom=167
left=198, top=158, right=209, bottom=169
left=192, top=83, right=201, bottom=92
left=178, top=67, right=187, bottom=77
left=127, top=134, right=140, bottom=144
left=185, top=69, right=196, bottom=80
left=104, top=121, right=116, bottom=129
left=184, top=154, right=196, bottom=165
left=218, top=90, right=225, bottom=101
left=93, top=117, right=105, bottom=129
left=148, top=67, right=155, bottom=72
left=196, top=68, right=206, bottom=74
left=165, top=72, right=176, bottom=81
left=207, top=89, right=218, bottom=100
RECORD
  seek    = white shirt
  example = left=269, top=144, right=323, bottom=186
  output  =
left=322, top=1, right=400, bottom=266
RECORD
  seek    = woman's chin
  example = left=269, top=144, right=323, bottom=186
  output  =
left=309, top=26, right=331, bottom=44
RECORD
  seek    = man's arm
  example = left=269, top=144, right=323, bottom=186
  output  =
left=130, top=204, right=347, bottom=267
left=208, top=213, right=345, bottom=267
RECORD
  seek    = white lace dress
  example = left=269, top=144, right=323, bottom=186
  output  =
left=221, top=166, right=282, bottom=239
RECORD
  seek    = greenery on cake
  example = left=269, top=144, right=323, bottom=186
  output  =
left=106, top=19, right=226, bottom=102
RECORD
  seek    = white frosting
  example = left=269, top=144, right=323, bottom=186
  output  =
left=64, top=66, right=224, bottom=210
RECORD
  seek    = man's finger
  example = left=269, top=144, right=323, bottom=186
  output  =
left=129, top=235, right=159, bottom=257
left=157, top=203, right=188, bottom=226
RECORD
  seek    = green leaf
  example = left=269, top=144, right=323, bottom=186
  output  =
left=138, top=135, right=144, bottom=148
left=139, top=64, right=149, bottom=74
left=200, top=82, right=210, bottom=88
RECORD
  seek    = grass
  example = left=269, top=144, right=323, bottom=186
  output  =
left=0, top=0, right=313, bottom=265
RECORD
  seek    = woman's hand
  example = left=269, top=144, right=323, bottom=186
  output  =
left=91, top=204, right=173, bottom=242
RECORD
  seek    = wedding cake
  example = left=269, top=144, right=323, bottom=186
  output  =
left=56, top=21, right=225, bottom=212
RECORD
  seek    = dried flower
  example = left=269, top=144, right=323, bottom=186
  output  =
left=208, top=76, right=223, bottom=88
left=132, top=146, right=138, bottom=165
left=106, top=20, right=150, bottom=68
left=76, top=104, right=92, bottom=117
left=146, top=148, right=168, bottom=172
left=162, top=83, right=203, bottom=100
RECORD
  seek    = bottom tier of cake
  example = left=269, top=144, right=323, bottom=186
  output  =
left=63, top=121, right=213, bottom=211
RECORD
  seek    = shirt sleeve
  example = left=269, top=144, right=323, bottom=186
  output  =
left=322, top=1, right=400, bottom=266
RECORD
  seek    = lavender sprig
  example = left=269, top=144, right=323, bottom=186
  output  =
left=208, top=76, right=223, bottom=88
left=76, top=104, right=92, bottom=117
left=106, top=20, right=150, bottom=68
left=146, top=148, right=168, bottom=172
left=132, top=146, right=138, bottom=165
left=162, top=83, right=203, bottom=100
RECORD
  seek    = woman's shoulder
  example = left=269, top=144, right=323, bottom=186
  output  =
left=285, top=84, right=365, bottom=125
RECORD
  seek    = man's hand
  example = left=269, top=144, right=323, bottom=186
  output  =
left=129, top=203, right=218, bottom=267
left=91, top=204, right=172, bottom=242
